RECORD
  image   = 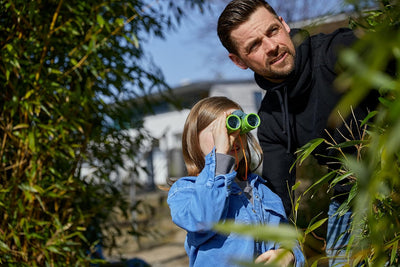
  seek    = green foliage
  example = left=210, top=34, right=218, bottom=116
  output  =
left=302, top=1, right=400, bottom=265
left=333, top=1, right=400, bottom=264
left=0, top=0, right=206, bottom=265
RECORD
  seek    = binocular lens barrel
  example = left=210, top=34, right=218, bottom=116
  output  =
left=226, top=114, right=241, bottom=132
left=246, top=113, right=259, bottom=126
left=226, top=110, right=260, bottom=133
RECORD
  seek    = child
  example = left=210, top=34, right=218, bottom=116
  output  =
left=167, top=96, right=304, bottom=267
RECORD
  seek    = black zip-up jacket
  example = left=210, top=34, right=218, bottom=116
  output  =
left=256, top=28, right=379, bottom=216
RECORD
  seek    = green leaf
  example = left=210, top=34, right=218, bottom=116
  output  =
left=291, top=138, right=324, bottom=172
left=311, top=259, right=320, bottom=267
left=291, top=181, right=301, bottom=191
left=360, top=111, right=377, bottom=126
left=115, top=18, right=124, bottom=27
left=0, top=240, right=10, bottom=252
left=304, top=218, right=328, bottom=235
left=70, top=58, right=78, bottom=66
left=48, top=68, right=63, bottom=75
left=214, top=221, right=301, bottom=249
left=96, top=14, right=105, bottom=27
left=18, top=184, right=44, bottom=194
left=390, top=240, right=398, bottom=264
left=302, top=171, right=336, bottom=197
left=335, top=200, right=351, bottom=217
left=47, top=246, right=61, bottom=254
left=132, top=34, right=139, bottom=49
left=329, top=172, right=353, bottom=189
left=346, top=183, right=358, bottom=205
left=13, top=235, right=21, bottom=248
left=13, top=123, right=29, bottom=130
left=5, top=69, right=10, bottom=81
left=23, top=90, right=35, bottom=100
left=331, top=140, right=364, bottom=148
left=5, top=43, right=14, bottom=52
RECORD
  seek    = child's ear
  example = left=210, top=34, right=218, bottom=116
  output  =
left=229, top=53, right=248, bottom=70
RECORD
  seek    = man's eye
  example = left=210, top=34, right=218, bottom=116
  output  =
left=270, top=27, right=279, bottom=34
left=248, top=42, right=259, bottom=52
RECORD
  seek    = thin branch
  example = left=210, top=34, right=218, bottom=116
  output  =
left=35, top=0, right=64, bottom=84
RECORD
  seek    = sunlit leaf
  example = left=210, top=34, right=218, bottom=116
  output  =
left=0, top=240, right=10, bottom=252
left=214, top=221, right=302, bottom=249
left=302, top=171, right=335, bottom=196
left=291, top=138, right=324, bottom=171
left=96, top=14, right=105, bottom=27
left=13, top=124, right=29, bottom=130
left=360, top=111, right=377, bottom=127
left=331, top=140, right=364, bottom=148
left=390, top=240, right=398, bottom=264
left=304, top=218, right=328, bottom=235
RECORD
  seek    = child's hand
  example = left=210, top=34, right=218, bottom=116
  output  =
left=255, top=248, right=294, bottom=266
left=211, top=112, right=239, bottom=155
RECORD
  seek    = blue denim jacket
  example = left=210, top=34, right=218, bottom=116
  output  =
left=167, top=149, right=305, bottom=267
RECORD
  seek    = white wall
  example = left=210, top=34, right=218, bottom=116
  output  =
left=210, top=82, right=264, bottom=114
left=142, top=109, right=190, bottom=185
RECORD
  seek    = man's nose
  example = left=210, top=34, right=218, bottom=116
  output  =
left=262, top=38, right=279, bottom=55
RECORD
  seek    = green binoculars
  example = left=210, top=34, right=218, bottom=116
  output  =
left=226, top=110, right=260, bottom=133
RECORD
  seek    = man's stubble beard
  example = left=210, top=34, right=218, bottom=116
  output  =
left=265, top=50, right=296, bottom=81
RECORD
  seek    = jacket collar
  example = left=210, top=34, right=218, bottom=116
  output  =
left=231, top=173, right=266, bottom=193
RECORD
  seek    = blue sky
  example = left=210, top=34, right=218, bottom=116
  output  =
left=145, top=3, right=253, bottom=88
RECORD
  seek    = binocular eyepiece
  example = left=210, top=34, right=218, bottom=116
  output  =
left=226, top=110, right=260, bottom=133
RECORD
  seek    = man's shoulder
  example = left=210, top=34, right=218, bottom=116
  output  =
left=311, top=27, right=354, bottom=37
left=307, top=27, right=357, bottom=69
left=310, top=27, right=356, bottom=47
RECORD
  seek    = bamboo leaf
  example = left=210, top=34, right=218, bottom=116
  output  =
left=390, top=240, right=398, bottom=264
left=304, top=218, right=328, bottom=235
left=291, top=138, right=324, bottom=172
left=331, top=140, right=364, bottom=148
left=13, top=123, right=29, bottom=130
left=96, top=14, right=105, bottom=28
left=214, top=222, right=301, bottom=249
left=302, top=171, right=336, bottom=196
left=329, top=172, right=353, bottom=189
left=0, top=240, right=10, bottom=252
left=360, top=111, right=377, bottom=126
left=292, top=181, right=301, bottom=191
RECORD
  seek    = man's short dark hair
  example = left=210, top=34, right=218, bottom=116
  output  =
left=217, top=0, right=278, bottom=55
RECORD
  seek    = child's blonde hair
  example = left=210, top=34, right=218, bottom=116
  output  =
left=181, top=96, right=263, bottom=179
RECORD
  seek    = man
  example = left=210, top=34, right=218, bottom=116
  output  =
left=217, top=0, right=379, bottom=265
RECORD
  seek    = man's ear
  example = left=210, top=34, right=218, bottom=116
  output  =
left=229, top=53, right=248, bottom=70
left=279, top=16, right=291, bottom=33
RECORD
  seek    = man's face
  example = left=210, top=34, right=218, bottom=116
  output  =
left=229, top=7, right=295, bottom=83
